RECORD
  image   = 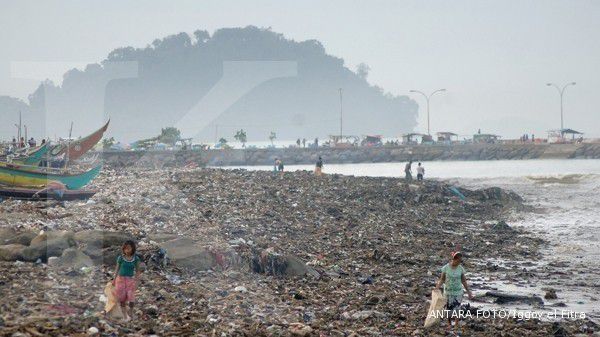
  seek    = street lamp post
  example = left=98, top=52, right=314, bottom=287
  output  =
left=546, top=82, right=576, bottom=131
left=339, top=88, right=343, bottom=139
left=409, top=89, right=446, bottom=136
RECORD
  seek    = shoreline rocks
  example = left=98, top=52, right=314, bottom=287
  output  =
left=98, top=143, right=600, bottom=168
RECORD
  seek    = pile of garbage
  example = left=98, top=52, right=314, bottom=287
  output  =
left=0, top=168, right=593, bottom=336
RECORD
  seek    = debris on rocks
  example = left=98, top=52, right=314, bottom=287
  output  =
left=484, top=291, right=545, bottom=306
left=0, top=167, right=593, bottom=336
left=545, top=288, right=558, bottom=300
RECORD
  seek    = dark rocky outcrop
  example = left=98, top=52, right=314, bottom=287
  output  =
left=21, top=236, right=76, bottom=262
left=0, top=244, right=25, bottom=261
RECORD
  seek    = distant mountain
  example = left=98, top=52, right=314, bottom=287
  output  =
left=1, top=26, right=417, bottom=143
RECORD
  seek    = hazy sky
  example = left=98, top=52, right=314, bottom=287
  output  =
left=2, top=0, right=599, bottom=138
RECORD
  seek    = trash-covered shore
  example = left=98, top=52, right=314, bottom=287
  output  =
left=0, top=168, right=595, bottom=336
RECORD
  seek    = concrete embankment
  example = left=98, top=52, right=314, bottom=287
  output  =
left=100, top=143, right=600, bottom=168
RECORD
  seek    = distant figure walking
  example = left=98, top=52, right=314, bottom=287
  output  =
left=302, top=138, right=306, bottom=148
left=417, top=162, right=425, bottom=181
left=404, top=161, right=413, bottom=181
left=315, top=156, right=323, bottom=176
left=314, top=137, right=319, bottom=148
left=296, top=139, right=301, bottom=147
left=277, top=159, right=284, bottom=176
left=274, top=158, right=280, bottom=172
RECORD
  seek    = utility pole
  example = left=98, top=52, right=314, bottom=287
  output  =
left=18, top=111, right=21, bottom=144
left=339, top=88, right=343, bottom=138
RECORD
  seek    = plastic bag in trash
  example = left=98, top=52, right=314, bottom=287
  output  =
left=103, top=281, right=124, bottom=319
left=424, top=289, right=447, bottom=328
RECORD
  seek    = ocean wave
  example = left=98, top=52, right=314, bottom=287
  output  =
left=526, top=173, right=600, bottom=185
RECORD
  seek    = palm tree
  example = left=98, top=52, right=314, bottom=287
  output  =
left=268, top=131, right=276, bottom=146
left=234, top=129, right=247, bottom=148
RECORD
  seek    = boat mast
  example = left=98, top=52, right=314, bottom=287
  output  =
left=64, top=122, right=73, bottom=169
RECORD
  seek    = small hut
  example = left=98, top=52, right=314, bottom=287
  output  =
left=473, top=133, right=501, bottom=144
left=402, top=133, right=426, bottom=145
left=436, top=132, right=458, bottom=143
left=361, top=135, right=383, bottom=147
left=548, top=129, right=584, bottom=143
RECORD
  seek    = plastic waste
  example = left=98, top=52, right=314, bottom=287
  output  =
left=424, top=289, right=447, bottom=328
left=103, top=281, right=124, bottom=319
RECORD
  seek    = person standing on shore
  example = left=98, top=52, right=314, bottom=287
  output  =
left=417, top=162, right=425, bottom=181
left=315, top=156, right=323, bottom=176
left=435, top=252, right=473, bottom=329
left=302, top=138, right=306, bottom=148
left=404, top=161, right=413, bottom=181
left=274, top=158, right=279, bottom=172
left=277, top=159, right=285, bottom=177
left=113, top=240, right=141, bottom=322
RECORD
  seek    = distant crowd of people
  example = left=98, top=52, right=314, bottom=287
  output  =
left=293, top=137, right=319, bottom=148
left=4, top=137, right=45, bottom=153
left=520, top=134, right=535, bottom=142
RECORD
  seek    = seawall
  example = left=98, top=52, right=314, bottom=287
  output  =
left=100, top=143, right=600, bottom=168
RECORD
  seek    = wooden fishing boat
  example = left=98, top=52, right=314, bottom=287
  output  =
left=49, top=120, right=110, bottom=161
left=0, top=163, right=102, bottom=190
left=0, top=186, right=97, bottom=201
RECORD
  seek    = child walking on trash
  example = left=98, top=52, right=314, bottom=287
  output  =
left=113, top=240, right=141, bottom=321
left=435, top=251, right=473, bottom=330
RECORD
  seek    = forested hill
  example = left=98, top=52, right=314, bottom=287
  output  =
left=1, top=26, right=418, bottom=143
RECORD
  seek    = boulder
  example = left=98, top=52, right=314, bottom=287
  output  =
left=83, top=246, right=121, bottom=266
left=21, top=237, right=76, bottom=262
left=544, top=289, right=558, bottom=300
left=48, top=248, right=94, bottom=268
left=0, top=244, right=25, bottom=261
left=160, top=238, right=216, bottom=272
left=30, top=231, right=75, bottom=246
left=74, top=230, right=133, bottom=248
left=0, top=228, right=17, bottom=244
left=4, top=232, right=37, bottom=246
left=490, top=221, right=515, bottom=232
left=251, top=248, right=319, bottom=278
left=285, top=255, right=320, bottom=278
left=485, top=291, right=544, bottom=306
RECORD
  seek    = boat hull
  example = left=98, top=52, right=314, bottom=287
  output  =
left=0, top=164, right=102, bottom=190
left=0, top=187, right=97, bottom=201
left=49, top=120, right=110, bottom=161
